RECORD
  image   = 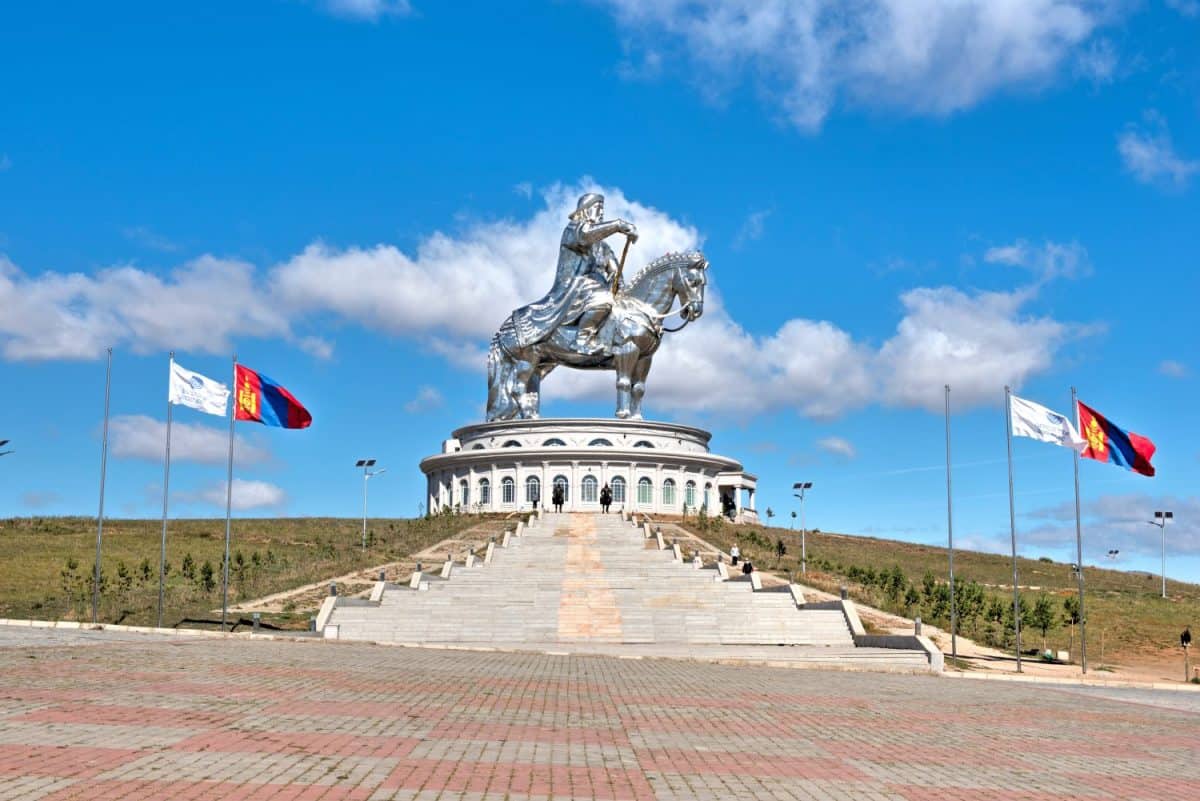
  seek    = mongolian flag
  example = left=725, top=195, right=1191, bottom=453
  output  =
left=234, top=364, right=312, bottom=429
left=1076, top=400, right=1155, bottom=477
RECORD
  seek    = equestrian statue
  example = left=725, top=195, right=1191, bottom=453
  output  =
left=487, top=192, right=708, bottom=421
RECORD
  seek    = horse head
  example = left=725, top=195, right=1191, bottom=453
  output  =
left=675, top=253, right=708, bottom=322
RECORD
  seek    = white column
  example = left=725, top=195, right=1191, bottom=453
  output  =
left=655, top=463, right=664, bottom=514
left=541, top=461, right=548, bottom=511
left=490, top=463, right=498, bottom=511
left=570, top=460, right=579, bottom=511
left=468, top=464, right=475, bottom=510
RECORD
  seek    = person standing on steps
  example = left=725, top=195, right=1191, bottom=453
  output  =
left=600, top=483, right=612, bottom=514
left=729, top=541, right=740, bottom=566
left=552, top=484, right=565, bottom=513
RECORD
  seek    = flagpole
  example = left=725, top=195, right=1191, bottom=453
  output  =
left=92, top=347, right=113, bottom=624
left=157, top=352, right=174, bottom=629
left=944, top=384, right=957, bottom=663
left=1004, top=385, right=1023, bottom=673
left=1071, top=386, right=1087, bottom=674
left=222, top=354, right=236, bottom=630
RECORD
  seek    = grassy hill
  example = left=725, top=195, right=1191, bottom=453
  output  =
left=673, top=514, right=1198, bottom=666
left=0, top=514, right=506, bottom=629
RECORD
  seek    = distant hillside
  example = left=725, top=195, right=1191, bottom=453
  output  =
left=673, top=514, right=1198, bottom=665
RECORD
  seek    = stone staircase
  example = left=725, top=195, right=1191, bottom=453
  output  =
left=325, top=513, right=935, bottom=670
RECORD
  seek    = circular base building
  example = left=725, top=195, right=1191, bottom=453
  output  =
left=421, top=418, right=758, bottom=522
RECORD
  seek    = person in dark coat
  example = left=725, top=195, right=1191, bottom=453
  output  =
left=552, top=484, right=565, bottom=513
left=600, top=484, right=612, bottom=513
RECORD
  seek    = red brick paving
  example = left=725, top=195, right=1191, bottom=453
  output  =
left=0, top=635, right=1196, bottom=799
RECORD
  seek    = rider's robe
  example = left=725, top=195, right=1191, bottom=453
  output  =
left=512, top=221, right=617, bottom=348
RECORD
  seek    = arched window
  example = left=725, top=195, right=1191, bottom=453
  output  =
left=525, top=475, right=541, bottom=505
left=552, top=474, right=569, bottom=502
left=478, top=478, right=491, bottom=506
left=457, top=479, right=469, bottom=508
left=703, top=482, right=713, bottom=511
left=502, top=440, right=522, bottom=448
left=542, top=438, right=567, bottom=446
left=501, top=477, right=515, bottom=505
left=588, top=438, right=613, bottom=447
left=633, top=440, right=655, bottom=448
left=685, top=480, right=697, bottom=509
left=662, top=478, right=676, bottom=507
left=471, top=443, right=485, bottom=450
left=611, top=476, right=626, bottom=504
left=637, top=477, right=653, bottom=505
left=582, top=475, right=598, bottom=503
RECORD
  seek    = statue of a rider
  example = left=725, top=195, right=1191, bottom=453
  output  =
left=512, top=193, right=638, bottom=355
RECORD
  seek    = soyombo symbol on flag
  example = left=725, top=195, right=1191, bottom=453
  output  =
left=1076, top=400, right=1155, bottom=477
left=234, top=364, right=312, bottom=429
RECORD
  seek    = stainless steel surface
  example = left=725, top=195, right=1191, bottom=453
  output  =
left=92, top=347, right=112, bottom=624
left=1071, top=386, right=1087, bottom=673
left=487, top=193, right=708, bottom=421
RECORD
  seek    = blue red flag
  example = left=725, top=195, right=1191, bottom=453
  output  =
left=234, top=364, right=312, bottom=429
left=1076, top=400, right=1155, bottom=477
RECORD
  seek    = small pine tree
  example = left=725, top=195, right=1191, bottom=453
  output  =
left=138, top=558, right=152, bottom=586
left=199, top=561, right=216, bottom=593
left=1030, top=594, right=1057, bottom=651
left=181, top=553, right=196, bottom=581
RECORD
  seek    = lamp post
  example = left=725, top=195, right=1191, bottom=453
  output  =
left=1149, top=511, right=1173, bottom=599
left=355, top=459, right=387, bottom=552
left=793, top=482, right=813, bottom=576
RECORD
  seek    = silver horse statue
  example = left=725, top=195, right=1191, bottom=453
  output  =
left=487, top=250, right=708, bottom=420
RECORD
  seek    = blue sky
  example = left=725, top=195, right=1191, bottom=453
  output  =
left=2, top=1, right=1198, bottom=581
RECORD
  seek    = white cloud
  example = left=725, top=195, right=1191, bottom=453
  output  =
left=270, top=180, right=701, bottom=340
left=189, top=479, right=287, bottom=511
left=1074, top=37, right=1117, bottom=83
left=320, top=0, right=411, bottom=21
left=0, top=254, right=292, bottom=361
left=817, top=436, right=856, bottom=459
left=1118, top=113, right=1200, bottom=188
left=1026, top=494, right=1200, bottom=558
left=109, top=415, right=270, bottom=465
left=1159, top=360, right=1189, bottom=378
left=21, top=491, right=60, bottom=509
left=1166, top=0, right=1199, bottom=17
left=298, top=336, right=335, bottom=360
left=121, top=225, right=178, bottom=253
left=404, top=385, right=444, bottom=413
left=733, top=209, right=771, bottom=249
left=598, top=0, right=1115, bottom=130
left=878, top=286, right=1082, bottom=412
left=2, top=181, right=1091, bottom=421
left=984, top=240, right=1090, bottom=281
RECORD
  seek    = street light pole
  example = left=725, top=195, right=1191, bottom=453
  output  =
left=793, top=482, right=812, bottom=576
left=1150, top=511, right=1173, bottom=598
left=356, top=460, right=386, bottom=552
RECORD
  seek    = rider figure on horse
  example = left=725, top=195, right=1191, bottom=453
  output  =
left=513, top=193, right=638, bottom=355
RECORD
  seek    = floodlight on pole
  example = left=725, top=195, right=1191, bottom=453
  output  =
left=793, top=482, right=813, bottom=576
left=1149, top=511, right=1173, bottom=599
left=356, top=459, right=386, bottom=551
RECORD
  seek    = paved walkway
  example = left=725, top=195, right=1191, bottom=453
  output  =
left=1, top=630, right=1197, bottom=799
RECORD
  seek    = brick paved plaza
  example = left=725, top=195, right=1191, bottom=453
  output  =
left=0, top=631, right=1197, bottom=800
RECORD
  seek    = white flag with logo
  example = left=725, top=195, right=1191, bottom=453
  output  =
left=168, top=360, right=229, bottom=416
left=1010, top=394, right=1086, bottom=451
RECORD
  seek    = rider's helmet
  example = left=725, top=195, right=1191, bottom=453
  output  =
left=570, top=192, right=604, bottom=220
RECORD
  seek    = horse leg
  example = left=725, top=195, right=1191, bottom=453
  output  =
left=630, top=355, right=653, bottom=420
left=511, top=357, right=539, bottom=419
left=487, top=355, right=518, bottom=421
left=611, top=342, right=638, bottom=419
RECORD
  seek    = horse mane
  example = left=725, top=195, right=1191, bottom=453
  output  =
left=625, top=250, right=705, bottom=292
